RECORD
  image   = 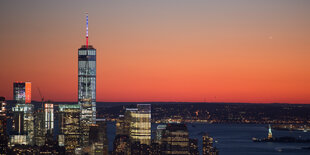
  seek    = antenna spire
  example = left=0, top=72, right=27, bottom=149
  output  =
left=86, top=12, right=89, bottom=48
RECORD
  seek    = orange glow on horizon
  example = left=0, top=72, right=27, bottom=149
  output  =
left=0, top=1, right=309, bottom=104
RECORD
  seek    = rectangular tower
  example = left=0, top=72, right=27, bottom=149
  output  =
left=0, top=97, right=8, bottom=154
left=59, top=104, right=81, bottom=154
left=125, top=104, right=151, bottom=145
left=78, top=13, right=96, bottom=147
left=13, top=81, right=31, bottom=104
left=44, top=103, right=54, bottom=132
left=10, top=104, right=34, bottom=146
left=161, top=123, right=189, bottom=155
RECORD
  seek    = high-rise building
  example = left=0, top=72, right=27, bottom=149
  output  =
left=13, top=82, right=31, bottom=104
left=0, top=97, right=8, bottom=155
left=202, top=133, right=219, bottom=155
left=125, top=104, right=151, bottom=145
left=58, top=104, right=81, bottom=154
left=116, top=115, right=127, bottom=135
left=78, top=13, right=97, bottom=147
left=34, top=102, right=54, bottom=147
left=39, top=131, right=65, bottom=154
left=10, top=104, right=34, bottom=146
left=34, top=108, right=45, bottom=146
left=161, top=123, right=189, bottom=155
left=44, top=103, right=54, bottom=132
left=89, top=119, right=108, bottom=155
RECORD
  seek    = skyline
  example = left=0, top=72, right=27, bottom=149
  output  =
left=1, top=0, right=310, bottom=103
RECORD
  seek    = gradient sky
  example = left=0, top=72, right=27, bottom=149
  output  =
left=0, top=0, right=309, bottom=103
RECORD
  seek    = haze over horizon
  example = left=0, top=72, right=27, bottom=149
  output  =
left=1, top=0, right=309, bottom=103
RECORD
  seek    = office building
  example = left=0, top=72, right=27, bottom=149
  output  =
left=44, top=103, right=54, bottom=132
left=10, top=104, right=34, bottom=146
left=89, top=119, right=108, bottom=155
left=125, top=104, right=151, bottom=145
left=116, top=115, right=127, bottom=135
left=78, top=13, right=97, bottom=147
left=39, top=131, right=65, bottom=154
left=13, top=82, right=31, bottom=104
left=0, top=97, right=8, bottom=155
left=161, top=123, right=189, bottom=155
left=34, top=108, right=45, bottom=146
left=33, top=102, right=54, bottom=147
left=59, top=104, right=81, bottom=154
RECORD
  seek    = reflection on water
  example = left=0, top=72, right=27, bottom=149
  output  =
left=107, top=123, right=310, bottom=155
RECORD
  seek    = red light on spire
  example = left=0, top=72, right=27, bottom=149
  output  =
left=86, top=12, right=88, bottom=48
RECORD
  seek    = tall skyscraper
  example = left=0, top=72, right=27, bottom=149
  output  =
left=10, top=104, right=34, bottom=146
left=34, top=108, right=45, bottom=146
left=13, top=82, right=31, bottom=104
left=125, top=104, right=151, bottom=145
left=0, top=97, right=8, bottom=154
left=58, top=104, right=81, bottom=154
left=44, top=103, right=54, bottom=133
left=10, top=82, right=34, bottom=146
left=34, top=102, right=54, bottom=147
left=78, top=13, right=96, bottom=146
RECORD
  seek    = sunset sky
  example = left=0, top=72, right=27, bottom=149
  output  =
left=0, top=0, right=309, bottom=103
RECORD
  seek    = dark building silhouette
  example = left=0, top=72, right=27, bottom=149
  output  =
left=131, top=141, right=151, bottom=155
left=89, top=119, right=108, bottom=155
left=34, top=108, right=45, bottom=146
left=113, top=135, right=131, bottom=155
left=0, top=97, right=8, bottom=155
left=150, top=140, right=161, bottom=155
left=39, top=131, right=65, bottom=154
left=161, top=123, right=189, bottom=155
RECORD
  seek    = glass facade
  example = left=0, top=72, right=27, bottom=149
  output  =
left=59, top=104, right=81, bottom=154
left=11, top=104, right=34, bottom=146
left=34, top=110, right=45, bottom=146
left=125, top=104, right=151, bottom=145
left=78, top=45, right=96, bottom=147
left=13, top=82, right=31, bottom=104
left=44, top=103, right=54, bottom=132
